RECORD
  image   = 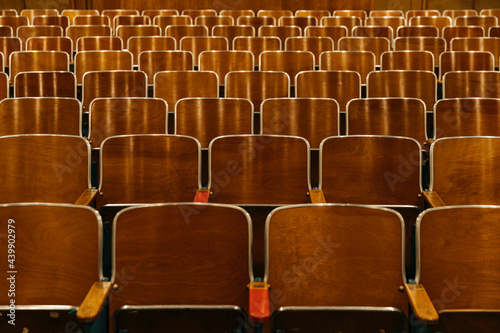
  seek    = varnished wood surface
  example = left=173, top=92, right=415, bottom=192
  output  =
left=128, top=36, right=176, bottom=65
left=266, top=205, right=407, bottom=312
left=367, top=70, right=436, bottom=111
left=0, top=97, right=81, bottom=135
left=16, top=25, right=63, bottom=48
left=0, top=16, right=28, bottom=33
left=451, top=37, right=500, bottom=67
left=75, top=50, right=133, bottom=84
left=442, top=26, right=484, bottom=47
left=347, top=97, right=428, bottom=149
left=182, top=8, right=217, bottom=20
left=443, top=9, right=477, bottom=20
left=225, top=71, right=289, bottom=110
left=180, top=36, right=228, bottom=66
left=0, top=26, right=13, bottom=37
left=434, top=311, right=500, bottom=333
left=279, top=16, right=318, bottom=31
left=98, top=135, right=200, bottom=208
left=77, top=281, right=112, bottom=321
left=381, top=50, right=434, bottom=72
left=199, top=50, right=253, bottom=83
left=409, top=16, right=452, bottom=36
left=260, top=50, right=314, bottom=82
left=304, top=26, right=347, bottom=49
left=394, top=37, right=446, bottom=64
left=212, top=25, right=255, bottom=48
left=233, top=36, right=281, bottom=59
left=25, top=36, right=73, bottom=62
left=0, top=72, right=7, bottom=101
left=261, top=97, right=339, bottom=148
left=139, top=50, right=194, bottom=84
left=397, top=26, right=439, bottom=38
left=73, top=15, right=111, bottom=26
left=165, top=25, right=209, bottom=43
left=89, top=97, right=168, bottom=148
left=429, top=137, right=500, bottom=205
left=296, top=9, right=330, bottom=20
left=319, top=51, right=374, bottom=85
left=116, top=25, right=161, bottom=46
left=32, top=15, right=70, bottom=31
left=258, top=25, right=300, bottom=44
left=208, top=135, right=310, bottom=204
left=295, top=70, right=361, bottom=111
left=82, top=70, right=147, bottom=110
left=237, top=16, right=275, bottom=32
left=338, top=36, right=390, bottom=66
left=284, top=36, right=333, bottom=66
left=102, top=9, right=140, bottom=25
left=9, top=51, right=69, bottom=84
left=434, top=98, right=500, bottom=139
left=153, top=15, right=193, bottom=30
left=154, top=70, right=219, bottom=107
left=320, top=136, right=422, bottom=206
left=422, top=190, right=445, bottom=207
left=406, top=9, right=441, bottom=20
left=61, top=9, right=100, bottom=25
left=370, top=10, right=404, bottom=17
left=114, top=15, right=151, bottom=30
left=0, top=204, right=100, bottom=306
left=455, top=16, right=498, bottom=35
left=195, top=15, right=234, bottom=34
left=76, top=36, right=123, bottom=52
left=439, top=51, right=494, bottom=79
left=320, top=16, right=362, bottom=35
left=365, top=16, right=405, bottom=36
left=20, top=9, right=59, bottom=24
left=220, top=9, right=256, bottom=22
left=404, top=284, right=439, bottom=323
left=0, top=135, right=91, bottom=204
left=14, top=71, right=76, bottom=98
left=352, top=25, right=393, bottom=42
left=443, top=71, right=500, bottom=98
left=66, top=25, right=112, bottom=46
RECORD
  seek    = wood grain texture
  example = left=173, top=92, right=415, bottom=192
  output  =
left=139, top=50, right=194, bottom=84
left=451, top=37, right=500, bottom=67
left=258, top=25, right=300, bottom=44
left=321, top=16, right=362, bottom=34
left=397, top=26, right=439, bottom=38
left=14, top=71, right=76, bottom=98
left=208, top=135, right=310, bottom=204
left=405, top=284, right=439, bottom=323
left=338, top=36, right=390, bottom=66
left=77, top=281, right=112, bottom=321
left=304, top=26, right=347, bottom=49
left=394, top=37, right=446, bottom=65
left=32, top=16, right=70, bottom=31
left=409, top=16, right=452, bottom=36
left=455, top=16, right=498, bottom=35
left=153, top=15, right=192, bottom=30
left=73, top=15, right=111, bottom=26
left=76, top=36, right=123, bottom=52
left=320, top=136, right=422, bottom=206
left=66, top=25, right=112, bottom=46
left=165, top=25, right=209, bottom=43
left=61, top=9, right=100, bottom=25
left=0, top=135, right=91, bottom=204
left=195, top=15, right=234, bottom=34
left=128, top=36, right=176, bottom=65
left=261, top=97, right=339, bottom=148
left=439, top=51, right=494, bottom=79
left=116, top=25, right=161, bottom=47
left=284, top=37, right=333, bottom=66
left=0, top=16, right=28, bottom=33
left=89, top=97, right=168, bottom=148
left=9, top=51, right=69, bottom=84
left=233, top=36, right=281, bottom=58
left=434, top=311, right=500, bottom=333
left=212, top=25, right=255, bottom=47
left=381, top=50, right=434, bottom=72
left=199, top=50, right=253, bottom=80
left=430, top=137, right=500, bottom=205
left=366, top=16, right=404, bottom=35
left=279, top=16, right=318, bottom=31
left=237, top=16, right=275, bottom=31
left=443, top=71, right=500, bottom=99
left=0, top=97, right=81, bottom=135
left=0, top=26, right=12, bottom=37
left=17, top=25, right=63, bottom=49
left=0, top=73, right=7, bottom=102
left=259, top=50, right=314, bottom=82
left=352, top=25, right=393, bottom=42
left=422, top=190, right=446, bottom=207
left=26, top=36, right=73, bottom=62
left=442, top=26, right=484, bottom=48
left=20, top=9, right=58, bottom=24
left=180, top=36, right=228, bottom=66
left=97, top=135, right=200, bottom=208
left=319, top=51, right=375, bottom=85
left=75, top=50, right=133, bottom=84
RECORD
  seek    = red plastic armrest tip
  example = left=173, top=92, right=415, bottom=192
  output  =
left=249, top=281, right=270, bottom=322
left=194, top=189, right=210, bottom=203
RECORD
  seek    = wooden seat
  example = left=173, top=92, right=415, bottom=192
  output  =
left=195, top=15, right=233, bottom=33
left=409, top=16, right=452, bottom=36
left=220, top=9, right=255, bottom=22
left=128, top=36, right=176, bottom=66
left=365, top=16, right=405, bottom=36
left=75, top=50, right=133, bottom=85
left=76, top=36, right=123, bottom=52
left=347, top=97, right=428, bottom=149
left=319, top=51, right=375, bottom=85
left=0, top=97, right=81, bottom=135
left=110, top=203, right=252, bottom=333
left=0, top=203, right=107, bottom=332
left=455, top=16, right=498, bottom=34
left=443, top=9, right=477, bottom=20
left=141, top=9, right=179, bottom=21
left=352, top=25, right=393, bottom=42
left=237, top=16, right=275, bottom=33
left=20, top=9, right=59, bottom=24
left=258, top=25, right=301, bottom=44
left=233, top=36, right=281, bottom=59
left=279, top=16, right=318, bottom=32
left=115, top=25, right=161, bottom=47
left=0, top=135, right=97, bottom=205
left=424, top=137, right=500, bottom=207
left=165, top=25, right=209, bottom=44
left=66, top=25, right=112, bottom=46
left=443, top=71, right=500, bottom=98
left=480, top=8, right=500, bottom=23
left=181, top=9, right=217, bottom=21
left=101, top=9, right=139, bottom=27
left=397, top=25, right=439, bottom=37
left=265, top=204, right=409, bottom=332
left=261, top=97, right=339, bottom=148
left=259, top=50, right=314, bottom=83
left=320, top=16, right=361, bottom=36
left=296, top=9, right=330, bottom=21
left=113, top=15, right=150, bottom=31
left=17, top=25, right=63, bottom=49
left=32, top=15, right=70, bottom=32
left=0, top=38, right=30, bottom=71
left=61, top=9, right=100, bottom=25
left=154, top=70, right=219, bottom=108
left=0, top=9, right=18, bottom=16
left=26, top=36, right=73, bottom=62
left=451, top=37, right=500, bottom=67
left=82, top=70, right=147, bottom=111
left=333, top=9, right=367, bottom=20
left=88, top=97, right=168, bottom=149
left=0, top=25, right=13, bottom=37
left=179, top=36, right=228, bottom=67
left=338, top=37, right=390, bottom=66
left=442, top=26, right=484, bottom=48
left=394, top=37, right=446, bottom=63
left=212, top=25, right=255, bottom=48
left=0, top=16, right=28, bottom=33
left=73, top=15, right=111, bottom=26
left=97, top=134, right=201, bottom=209
left=381, top=50, right=435, bottom=71
left=14, top=71, right=76, bottom=98
left=175, top=97, right=253, bottom=148
left=367, top=70, right=437, bottom=111
left=199, top=50, right=254, bottom=84
left=369, top=10, right=404, bottom=17
left=0, top=73, right=6, bottom=101
left=406, top=9, right=441, bottom=20
left=304, top=26, right=347, bottom=48
left=257, top=9, right=293, bottom=22
left=139, top=50, right=194, bottom=85
left=284, top=36, right=334, bottom=66
left=434, top=98, right=500, bottom=139
left=439, top=51, right=494, bottom=80
left=295, top=70, right=361, bottom=111
left=9, top=51, right=69, bottom=84
left=225, top=71, right=290, bottom=110
left=153, top=15, right=192, bottom=31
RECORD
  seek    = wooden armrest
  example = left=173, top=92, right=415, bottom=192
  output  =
left=249, top=282, right=270, bottom=322
left=426, top=139, right=435, bottom=145
left=194, top=188, right=210, bottom=203
left=405, top=283, right=439, bottom=325
left=309, top=189, right=326, bottom=203
left=76, top=281, right=112, bottom=322
left=422, top=191, right=446, bottom=208
left=74, top=189, right=98, bottom=206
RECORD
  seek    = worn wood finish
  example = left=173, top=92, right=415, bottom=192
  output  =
left=9, top=51, right=69, bottom=84
left=279, top=16, right=318, bottom=31
left=320, top=136, right=422, bottom=206
left=17, top=25, right=63, bottom=48
left=75, top=50, right=133, bottom=84
left=89, top=97, right=167, bottom=149
left=98, top=135, right=200, bottom=208
left=0, top=16, right=28, bottom=33
left=199, top=50, right=253, bottom=83
left=266, top=205, right=407, bottom=312
left=182, top=9, right=217, bottom=20
left=258, top=25, right=301, bottom=44
left=442, top=26, right=484, bottom=48
left=404, top=284, right=439, bottom=324
left=61, top=9, right=100, bottom=25
left=175, top=97, right=253, bottom=148
left=422, top=190, right=445, bottom=207
left=319, top=51, right=375, bottom=85
left=73, top=15, right=111, bottom=26
left=32, top=16, right=70, bottom=32
left=212, top=25, right=255, bottom=48
left=220, top=9, right=255, bottom=22
left=110, top=204, right=250, bottom=328
left=76, top=36, right=123, bottom=52
left=347, top=98, right=428, bottom=149
left=0, top=97, right=81, bottom=135
left=165, top=25, right=209, bottom=44
left=195, top=15, right=234, bottom=34
left=128, top=36, right=176, bottom=65
left=0, top=26, right=12, bottom=37
left=443, top=71, right=500, bottom=98
left=439, top=51, right=494, bottom=79
left=82, top=70, right=147, bottom=111
left=434, top=98, right=500, bottom=139
left=296, top=70, right=361, bottom=110
left=208, top=135, right=310, bottom=205
left=397, top=26, right=439, bottom=38
left=0, top=135, right=91, bottom=204
left=26, top=37, right=73, bottom=63
left=381, top=50, right=434, bottom=71
left=233, top=36, right=281, bottom=59
left=429, top=137, right=500, bottom=205
left=394, top=37, right=446, bottom=63
left=456, top=16, right=498, bottom=35
left=153, top=15, right=192, bottom=31
left=225, top=71, right=289, bottom=111
left=0, top=73, right=6, bottom=102
left=338, top=37, right=390, bottom=66
left=141, top=9, right=179, bottom=21
left=365, top=16, right=405, bottom=36
left=352, top=26, right=393, bottom=42
left=77, top=281, right=112, bottom=322
left=367, top=70, right=437, bottom=111
left=139, top=50, right=193, bottom=85
left=180, top=36, right=228, bottom=66
left=451, top=37, right=500, bottom=67
left=154, top=70, right=218, bottom=107
left=409, top=16, right=452, bottom=36
left=304, top=26, right=347, bottom=48
left=261, top=97, right=339, bottom=148
left=66, top=25, right=112, bottom=46
left=116, top=25, right=160, bottom=47
left=0, top=204, right=100, bottom=307
left=260, top=50, right=314, bottom=82
left=20, top=9, right=59, bottom=24
left=285, top=36, right=334, bottom=66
